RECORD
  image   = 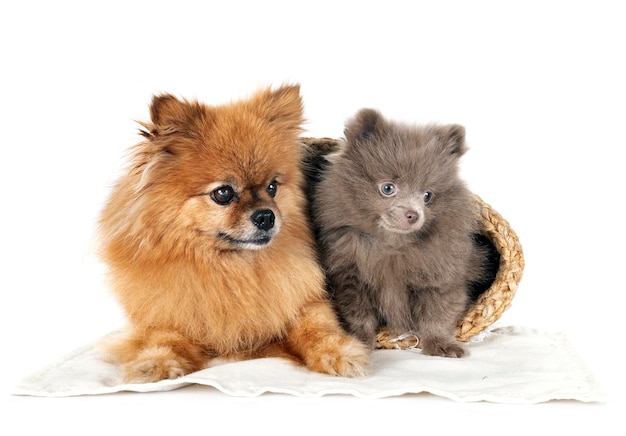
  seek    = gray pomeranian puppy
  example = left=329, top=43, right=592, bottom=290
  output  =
left=312, top=109, right=494, bottom=358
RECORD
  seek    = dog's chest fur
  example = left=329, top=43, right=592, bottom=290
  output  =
left=352, top=231, right=421, bottom=290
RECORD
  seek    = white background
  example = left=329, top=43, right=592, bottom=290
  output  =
left=1, top=1, right=624, bottom=434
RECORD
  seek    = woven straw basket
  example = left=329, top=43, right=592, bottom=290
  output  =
left=301, top=137, right=525, bottom=350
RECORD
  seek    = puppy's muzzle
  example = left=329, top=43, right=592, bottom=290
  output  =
left=251, top=209, right=275, bottom=231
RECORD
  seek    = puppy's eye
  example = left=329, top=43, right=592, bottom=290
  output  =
left=378, top=182, right=397, bottom=197
left=267, top=180, right=278, bottom=198
left=211, top=185, right=236, bottom=206
left=423, top=191, right=434, bottom=204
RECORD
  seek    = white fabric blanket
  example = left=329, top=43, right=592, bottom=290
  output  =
left=12, top=326, right=605, bottom=404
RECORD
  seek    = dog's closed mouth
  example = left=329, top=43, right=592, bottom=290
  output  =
left=218, top=232, right=273, bottom=248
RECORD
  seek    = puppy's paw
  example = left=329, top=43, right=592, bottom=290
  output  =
left=305, top=335, right=370, bottom=377
left=421, top=339, right=467, bottom=358
left=122, top=346, right=188, bottom=383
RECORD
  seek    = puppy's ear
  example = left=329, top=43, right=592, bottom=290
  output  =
left=344, top=108, right=385, bottom=145
left=440, top=124, right=467, bottom=156
left=255, top=84, right=304, bottom=129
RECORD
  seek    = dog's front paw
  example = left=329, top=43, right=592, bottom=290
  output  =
left=421, top=339, right=467, bottom=358
left=121, top=346, right=188, bottom=383
left=305, top=334, right=370, bottom=377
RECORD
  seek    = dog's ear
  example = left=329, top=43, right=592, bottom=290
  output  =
left=150, top=94, right=186, bottom=127
left=254, top=84, right=304, bottom=130
left=140, top=94, right=207, bottom=140
left=344, top=108, right=385, bottom=146
left=439, top=124, right=467, bottom=156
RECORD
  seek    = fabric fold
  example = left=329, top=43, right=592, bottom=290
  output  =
left=12, top=326, right=605, bottom=404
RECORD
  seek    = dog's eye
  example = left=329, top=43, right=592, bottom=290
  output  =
left=211, top=185, right=236, bottom=206
left=378, top=182, right=397, bottom=197
left=423, top=191, right=434, bottom=204
left=267, top=180, right=278, bottom=198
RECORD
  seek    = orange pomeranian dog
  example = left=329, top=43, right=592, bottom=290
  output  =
left=98, top=84, right=369, bottom=383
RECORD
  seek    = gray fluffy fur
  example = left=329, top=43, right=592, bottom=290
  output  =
left=312, top=109, right=488, bottom=358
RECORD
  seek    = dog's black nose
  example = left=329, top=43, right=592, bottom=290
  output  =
left=251, top=209, right=275, bottom=231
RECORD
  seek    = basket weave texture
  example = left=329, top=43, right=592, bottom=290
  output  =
left=375, top=195, right=524, bottom=349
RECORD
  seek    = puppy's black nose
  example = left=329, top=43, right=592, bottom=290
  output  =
left=251, top=209, right=275, bottom=231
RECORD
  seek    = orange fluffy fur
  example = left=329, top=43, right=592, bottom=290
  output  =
left=98, top=85, right=369, bottom=383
